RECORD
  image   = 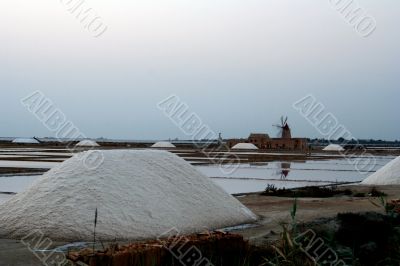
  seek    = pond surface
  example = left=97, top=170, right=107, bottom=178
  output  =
left=0, top=160, right=60, bottom=169
left=0, top=175, right=42, bottom=204
left=0, top=175, right=41, bottom=193
left=196, top=157, right=394, bottom=194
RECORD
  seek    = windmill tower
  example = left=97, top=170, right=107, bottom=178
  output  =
left=273, top=116, right=292, bottom=139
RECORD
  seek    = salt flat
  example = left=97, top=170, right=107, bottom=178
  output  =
left=0, top=160, right=59, bottom=169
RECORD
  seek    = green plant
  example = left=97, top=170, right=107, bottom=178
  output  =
left=265, top=184, right=278, bottom=194
left=260, top=199, right=316, bottom=266
left=290, top=198, right=298, bottom=234
left=368, top=195, right=396, bottom=216
left=290, top=199, right=297, bottom=221
left=261, top=224, right=314, bottom=266
left=369, top=187, right=387, bottom=197
left=262, top=186, right=353, bottom=198
left=336, top=212, right=400, bottom=265
left=353, top=192, right=366, bottom=197
left=343, top=189, right=353, bottom=196
left=93, top=208, right=98, bottom=255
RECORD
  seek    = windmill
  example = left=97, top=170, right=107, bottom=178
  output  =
left=273, top=116, right=292, bottom=139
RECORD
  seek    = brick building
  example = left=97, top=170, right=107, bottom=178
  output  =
left=227, top=133, right=308, bottom=151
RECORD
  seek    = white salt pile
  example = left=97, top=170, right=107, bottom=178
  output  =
left=323, top=144, right=344, bottom=151
left=232, top=143, right=259, bottom=150
left=151, top=141, right=176, bottom=148
left=0, top=150, right=256, bottom=241
left=362, top=156, right=400, bottom=185
left=12, top=138, right=39, bottom=144
left=76, top=140, right=100, bottom=147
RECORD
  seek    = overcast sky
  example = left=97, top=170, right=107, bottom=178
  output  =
left=1, top=0, right=399, bottom=140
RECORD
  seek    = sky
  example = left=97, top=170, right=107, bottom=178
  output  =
left=1, top=0, right=399, bottom=140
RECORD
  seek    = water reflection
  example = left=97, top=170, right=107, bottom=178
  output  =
left=279, top=162, right=291, bottom=180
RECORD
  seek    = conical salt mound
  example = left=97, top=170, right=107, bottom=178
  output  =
left=12, top=138, right=39, bottom=144
left=232, top=143, right=258, bottom=150
left=0, top=150, right=256, bottom=241
left=362, top=156, right=400, bottom=185
left=323, top=144, right=344, bottom=151
left=76, top=140, right=100, bottom=147
left=151, top=141, right=176, bottom=148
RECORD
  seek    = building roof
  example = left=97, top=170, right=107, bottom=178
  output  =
left=248, top=133, right=270, bottom=139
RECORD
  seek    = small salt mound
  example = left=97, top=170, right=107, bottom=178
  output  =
left=76, top=140, right=100, bottom=147
left=362, top=156, right=400, bottom=185
left=151, top=141, right=176, bottom=148
left=12, top=138, right=39, bottom=144
left=0, top=150, right=256, bottom=241
left=232, top=143, right=259, bottom=150
left=323, top=144, right=344, bottom=151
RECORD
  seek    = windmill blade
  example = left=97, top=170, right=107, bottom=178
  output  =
left=284, top=116, right=288, bottom=125
left=275, top=127, right=283, bottom=137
